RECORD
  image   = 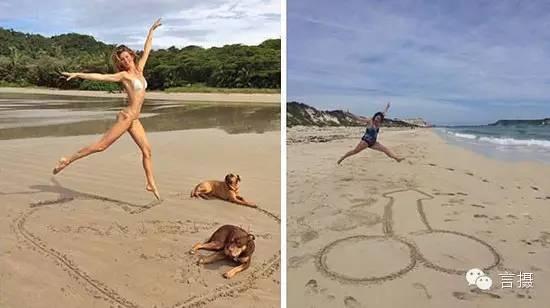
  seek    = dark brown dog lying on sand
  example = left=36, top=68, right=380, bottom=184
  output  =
left=190, top=224, right=255, bottom=279
left=190, top=173, right=257, bottom=207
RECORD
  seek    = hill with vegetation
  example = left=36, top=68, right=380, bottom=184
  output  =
left=287, top=102, right=420, bottom=127
left=489, top=119, right=550, bottom=126
left=0, top=28, right=280, bottom=92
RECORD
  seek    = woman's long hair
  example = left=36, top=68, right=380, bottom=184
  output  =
left=111, top=45, right=137, bottom=72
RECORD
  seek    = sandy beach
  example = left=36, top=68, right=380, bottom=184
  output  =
left=0, top=87, right=281, bottom=104
left=287, top=126, right=549, bottom=308
left=0, top=128, right=280, bottom=308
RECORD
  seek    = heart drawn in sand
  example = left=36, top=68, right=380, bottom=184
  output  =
left=13, top=188, right=280, bottom=308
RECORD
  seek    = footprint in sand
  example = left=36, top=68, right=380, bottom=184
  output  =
left=452, top=291, right=474, bottom=301
left=326, top=209, right=381, bottom=232
left=300, top=230, right=319, bottom=244
left=304, top=279, right=337, bottom=302
left=465, top=172, right=474, bottom=176
left=344, top=296, right=363, bottom=308
left=446, top=168, right=455, bottom=171
left=305, top=279, right=319, bottom=295
left=516, top=293, right=533, bottom=299
left=288, top=254, right=314, bottom=269
left=449, top=197, right=465, bottom=204
left=474, top=214, right=489, bottom=219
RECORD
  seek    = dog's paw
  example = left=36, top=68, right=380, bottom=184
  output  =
left=188, top=249, right=196, bottom=255
left=197, top=257, right=204, bottom=265
left=223, top=272, right=234, bottom=279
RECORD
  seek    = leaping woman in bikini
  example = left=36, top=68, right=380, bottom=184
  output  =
left=337, top=102, right=404, bottom=165
left=53, top=18, right=162, bottom=200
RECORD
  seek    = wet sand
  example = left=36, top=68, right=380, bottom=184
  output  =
left=0, top=93, right=279, bottom=140
left=0, top=111, right=280, bottom=306
left=0, top=87, right=280, bottom=104
left=287, top=126, right=549, bottom=308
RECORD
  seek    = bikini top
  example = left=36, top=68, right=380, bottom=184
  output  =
left=132, top=78, right=148, bottom=91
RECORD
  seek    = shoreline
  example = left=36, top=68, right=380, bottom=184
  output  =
left=433, top=128, right=550, bottom=165
left=0, top=87, right=281, bottom=104
left=288, top=125, right=549, bottom=165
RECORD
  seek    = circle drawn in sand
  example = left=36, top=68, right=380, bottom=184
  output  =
left=318, top=235, right=416, bottom=283
left=413, top=229, right=500, bottom=275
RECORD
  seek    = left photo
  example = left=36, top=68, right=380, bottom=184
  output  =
left=0, top=1, right=281, bottom=307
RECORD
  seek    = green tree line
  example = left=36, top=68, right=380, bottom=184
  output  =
left=0, top=28, right=280, bottom=91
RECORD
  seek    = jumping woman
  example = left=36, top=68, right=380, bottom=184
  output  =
left=337, top=102, right=404, bottom=164
left=53, top=18, right=162, bottom=200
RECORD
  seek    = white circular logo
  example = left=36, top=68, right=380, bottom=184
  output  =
left=466, top=268, right=485, bottom=286
left=475, top=275, right=493, bottom=290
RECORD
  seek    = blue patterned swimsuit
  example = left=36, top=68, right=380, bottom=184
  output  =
left=361, top=126, right=379, bottom=147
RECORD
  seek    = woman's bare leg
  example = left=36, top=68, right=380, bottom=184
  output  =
left=337, top=140, right=369, bottom=164
left=128, top=119, right=160, bottom=200
left=371, top=142, right=404, bottom=162
left=53, top=112, right=133, bottom=174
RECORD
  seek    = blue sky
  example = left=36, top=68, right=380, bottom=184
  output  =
left=0, top=0, right=280, bottom=50
left=288, top=0, right=550, bottom=125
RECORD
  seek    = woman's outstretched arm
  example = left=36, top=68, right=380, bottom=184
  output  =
left=138, top=18, right=162, bottom=72
left=382, top=102, right=391, bottom=115
left=62, top=71, right=128, bottom=82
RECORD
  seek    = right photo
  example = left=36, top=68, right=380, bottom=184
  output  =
left=287, top=1, right=550, bottom=307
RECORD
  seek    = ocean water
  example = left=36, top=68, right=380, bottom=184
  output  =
left=436, top=122, right=550, bottom=163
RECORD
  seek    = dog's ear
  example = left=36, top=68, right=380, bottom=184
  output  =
left=225, top=174, right=232, bottom=185
left=248, top=234, right=255, bottom=241
left=237, top=174, right=241, bottom=182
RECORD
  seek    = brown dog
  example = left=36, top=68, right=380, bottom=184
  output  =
left=190, top=173, right=256, bottom=207
left=190, top=225, right=255, bottom=279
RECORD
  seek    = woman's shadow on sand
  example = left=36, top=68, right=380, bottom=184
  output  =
left=1, top=177, right=160, bottom=211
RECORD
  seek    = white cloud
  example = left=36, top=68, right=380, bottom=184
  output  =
left=288, top=0, right=550, bottom=123
left=0, top=0, right=280, bottom=49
